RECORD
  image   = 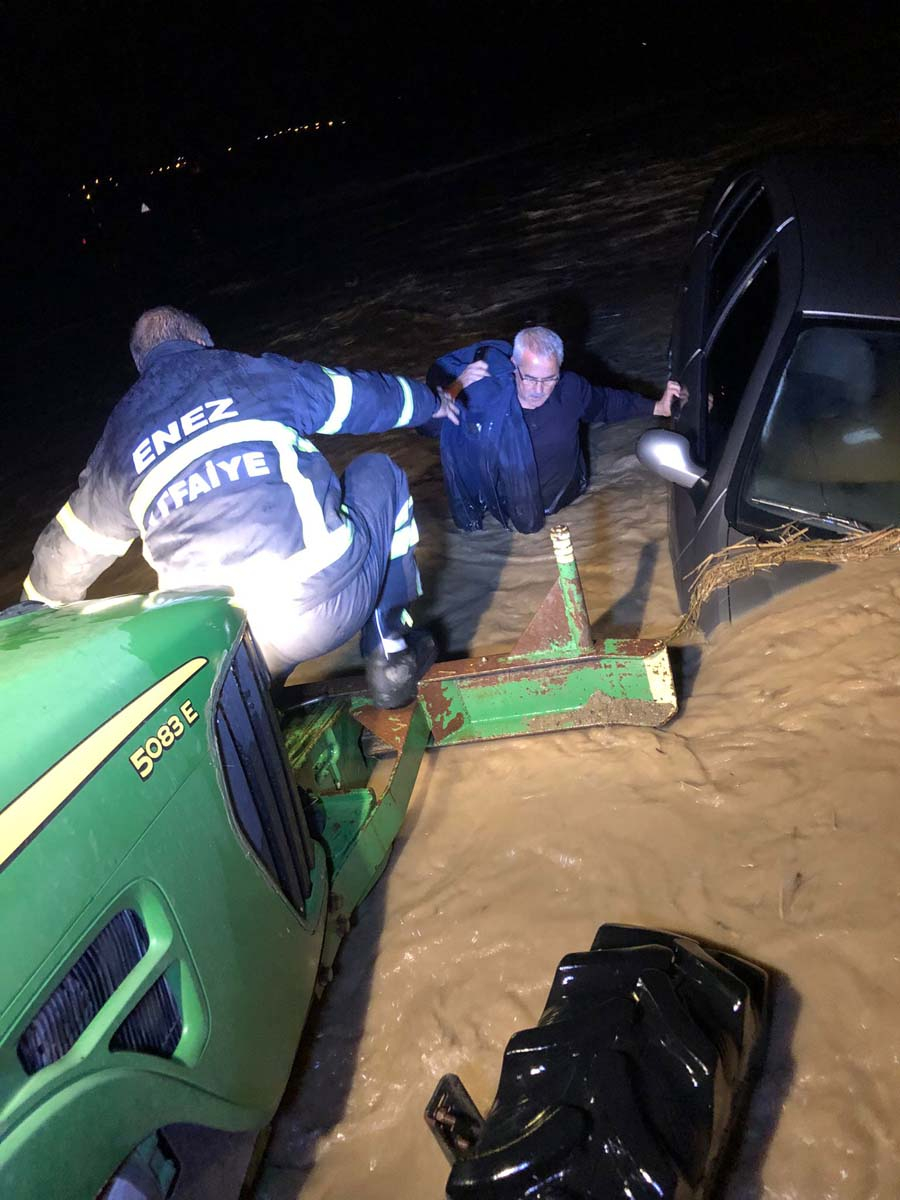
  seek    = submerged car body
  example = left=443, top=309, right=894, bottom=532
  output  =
left=638, top=150, right=900, bottom=628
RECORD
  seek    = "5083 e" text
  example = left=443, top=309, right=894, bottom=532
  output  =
left=129, top=699, right=200, bottom=779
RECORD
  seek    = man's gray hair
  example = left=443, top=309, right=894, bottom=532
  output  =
left=130, top=306, right=214, bottom=372
left=512, top=326, right=565, bottom=366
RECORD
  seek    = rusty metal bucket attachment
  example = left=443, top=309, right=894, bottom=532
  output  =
left=417, top=525, right=676, bottom=745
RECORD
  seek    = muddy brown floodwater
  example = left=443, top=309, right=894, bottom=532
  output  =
left=253, top=408, right=900, bottom=1200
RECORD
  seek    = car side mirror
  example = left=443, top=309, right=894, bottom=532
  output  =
left=636, top=429, right=707, bottom=490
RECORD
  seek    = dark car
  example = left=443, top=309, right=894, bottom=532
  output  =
left=638, top=150, right=900, bottom=629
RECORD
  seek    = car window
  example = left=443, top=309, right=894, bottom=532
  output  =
left=739, top=323, right=900, bottom=534
left=703, top=254, right=779, bottom=474
left=709, top=186, right=774, bottom=315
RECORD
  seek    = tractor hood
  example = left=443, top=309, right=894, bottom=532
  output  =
left=0, top=590, right=244, bottom=1028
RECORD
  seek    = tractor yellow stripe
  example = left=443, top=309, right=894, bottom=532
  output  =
left=0, top=657, right=208, bottom=870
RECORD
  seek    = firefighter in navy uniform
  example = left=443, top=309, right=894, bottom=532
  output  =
left=23, top=306, right=459, bottom=707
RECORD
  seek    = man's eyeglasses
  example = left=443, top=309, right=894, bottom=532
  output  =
left=514, top=363, right=560, bottom=390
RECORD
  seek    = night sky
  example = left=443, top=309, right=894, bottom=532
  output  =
left=5, top=1, right=897, bottom=324
left=11, top=1, right=890, bottom=187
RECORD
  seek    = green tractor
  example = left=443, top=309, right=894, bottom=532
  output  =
left=0, top=530, right=765, bottom=1199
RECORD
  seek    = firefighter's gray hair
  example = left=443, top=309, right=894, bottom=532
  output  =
left=130, top=306, right=214, bottom=372
left=512, top=326, right=565, bottom=366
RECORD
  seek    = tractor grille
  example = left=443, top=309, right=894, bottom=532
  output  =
left=18, top=909, right=149, bottom=1075
left=216, top=634, right=315, bottom=911
left=110, top=973, right=182, bottom=1058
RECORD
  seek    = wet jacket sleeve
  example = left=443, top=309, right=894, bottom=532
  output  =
left=427, top=340, right=513, bottom=390
left=23, top=442, right=137, bottom=606
left=420, top=340, right=514, bottom=437
left=574, top=373, right=655, bottom=424
left=264, top=354, right=439, bottom=435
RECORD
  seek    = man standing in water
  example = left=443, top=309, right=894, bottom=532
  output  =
left=23, top=306, right=459, bottom=706
left=429, top=326, right=683, bottom=533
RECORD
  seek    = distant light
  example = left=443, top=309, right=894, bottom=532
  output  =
left=81, top=184, right=86, bottom=191
left=82, top=237, right=87, bottom=245
left=94, top=177, right=99, bottom=184
left=227, top=146, right=232, bottom=151
left=85, top=192, right=92, bottom=200
left=328, top=120, right=333, bottom=127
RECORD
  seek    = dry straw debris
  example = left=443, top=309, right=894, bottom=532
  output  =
left=670, top=525, right=900, bottom=640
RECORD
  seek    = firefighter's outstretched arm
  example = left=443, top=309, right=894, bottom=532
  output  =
left=272, top=355, right=457, bottom=435
left=23, top=458, right=136, bottom=606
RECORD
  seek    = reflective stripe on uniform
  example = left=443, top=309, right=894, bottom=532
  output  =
left=204, top=530, right=355, bottom=614
left=153, top=520, right=355, bottom=597
left=287, top=523, right=353, bottom=576
left=131, top=419, right=304, bottom=529
left=393, top=377, right=414, bottom=428
left=55, top=502, right=133, bottom=558
left=316, top=368, right=353, bottom=434
left=394, top=496, right=413, bottom=528
left=22, top=575, right=62, bottom=607
left=390, top=517, right=419, bottom=559
left=129, top=417, right=354, bottom=581
left=391, top=496, right=418, bottom=558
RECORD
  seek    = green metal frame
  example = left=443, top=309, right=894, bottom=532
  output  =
left=419, top=643, right=675, bottom=745
left=418, top=525, right=676, bottom=744
left=283, top=698, right=431, bottom=977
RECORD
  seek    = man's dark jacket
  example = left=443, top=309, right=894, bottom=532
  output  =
left=24, top=340, right=437, bottom=609
left=426, top=340, right=655, bottom=533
